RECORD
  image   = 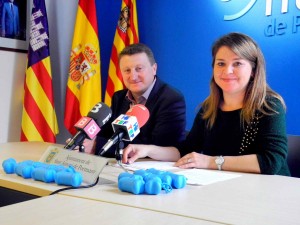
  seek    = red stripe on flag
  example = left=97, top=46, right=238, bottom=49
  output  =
left=20, top=130, right=28, bottom=142
left=113, top=47, right=124, bottom=84
left=106, top=45, right=124, bottom=95
left=111, top=45, right=119, bottom=65
left=130, top=5, right=138, bottom=42
left=117, top=69, right=124, bottom=85
left=106, top=76, right=115, bottom=98
left=31, top=61, right=55, bottom=107
left=79, top=0, right=98, bottom=34
left=23, top=83, right=56, bottom=142
left=111, top=45, right=124, bottom=85
left=117, top=29, right=129, bottom=45
left=124, top=0, right=130, bottom=7
left=64, top=87, right=81, bottom=135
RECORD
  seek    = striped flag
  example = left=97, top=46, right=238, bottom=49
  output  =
left=64, top=0, right=101, bottom=135
left=104, top=0, right=139, bottom=106
left=20, top=0, right=59, bottom=143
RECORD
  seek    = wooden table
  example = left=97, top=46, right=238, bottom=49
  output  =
left=1, top=142, right=300, bottom=225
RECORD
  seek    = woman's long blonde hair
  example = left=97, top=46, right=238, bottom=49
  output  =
left=202, top=32, right=285, bottom=129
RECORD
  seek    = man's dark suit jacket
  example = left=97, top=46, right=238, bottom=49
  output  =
left=95, top=77, right=186, bottom=157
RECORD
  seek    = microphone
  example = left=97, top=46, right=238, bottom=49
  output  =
left=99, top=104, right=150, bottom=155
left=64, top=102, right=112, bottom=150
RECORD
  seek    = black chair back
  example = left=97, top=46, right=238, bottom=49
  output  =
left=287, top=135, right=300, bottom=178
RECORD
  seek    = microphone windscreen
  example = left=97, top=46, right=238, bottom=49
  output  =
left=126, top=104, right=149, bottom=127
left=87, top=102, right=112, bottom=127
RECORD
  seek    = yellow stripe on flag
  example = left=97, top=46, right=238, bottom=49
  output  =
left=107, top=59, right=121, bottom=86
left=21, top=108, right=44, bottom=141
left=26, top=66, right=58, bottom=134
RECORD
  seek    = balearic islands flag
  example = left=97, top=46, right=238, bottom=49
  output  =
left=20, top=0, right=59, bottom=142
left=64, top=0, right=101, bottom=135
left=104, top=0, right=139, bottom=106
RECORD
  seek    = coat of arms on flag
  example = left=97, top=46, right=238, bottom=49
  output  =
left=69, top=43, right=99, bottom=89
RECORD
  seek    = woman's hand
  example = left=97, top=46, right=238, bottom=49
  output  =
left=175, top=152, right=213, bottom=169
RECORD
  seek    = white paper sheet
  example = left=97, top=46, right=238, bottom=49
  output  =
left=114, top=161, right=242, bottom=185
left=175, top=169, right=242, bottom=185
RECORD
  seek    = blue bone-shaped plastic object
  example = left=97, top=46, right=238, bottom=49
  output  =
left=118, top=168, right=187, bottom=195
left=2, top=158, right=83, bottom=187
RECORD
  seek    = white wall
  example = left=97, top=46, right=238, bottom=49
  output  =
left=0, top=51, right=26, bottom=143
left=0, top=0, right=78, bottom=144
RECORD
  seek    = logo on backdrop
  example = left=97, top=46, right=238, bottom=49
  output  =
left=221, top=0, right=300, bottom=37
left=222, top=0, right=257, bottom=21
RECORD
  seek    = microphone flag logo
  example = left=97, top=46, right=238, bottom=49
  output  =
left=112, top=114, right=140, bottom=141
left=74, top=116, right=100, bottom=139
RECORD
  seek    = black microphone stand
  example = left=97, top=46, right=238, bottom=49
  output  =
left=115, top=141, right=124, bottom=162
left=64, top=133, right=86, bottom=152
left=115, top=139, right=128, bottom=172
left=78, top=144, right=85, bottom=152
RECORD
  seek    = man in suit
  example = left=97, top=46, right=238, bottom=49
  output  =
left=1, top=0, right=19, bottom=38
left=91, top=43, right=186, bottom=157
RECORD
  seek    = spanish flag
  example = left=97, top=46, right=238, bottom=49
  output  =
left=20, top=0, right=59, bottom=143
left=104, top=0, right=139, bottom=106
left=64, top=0, right=101, bottom=135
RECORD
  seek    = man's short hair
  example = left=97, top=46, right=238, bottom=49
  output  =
left=119, top=43, right=156, bottom=65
